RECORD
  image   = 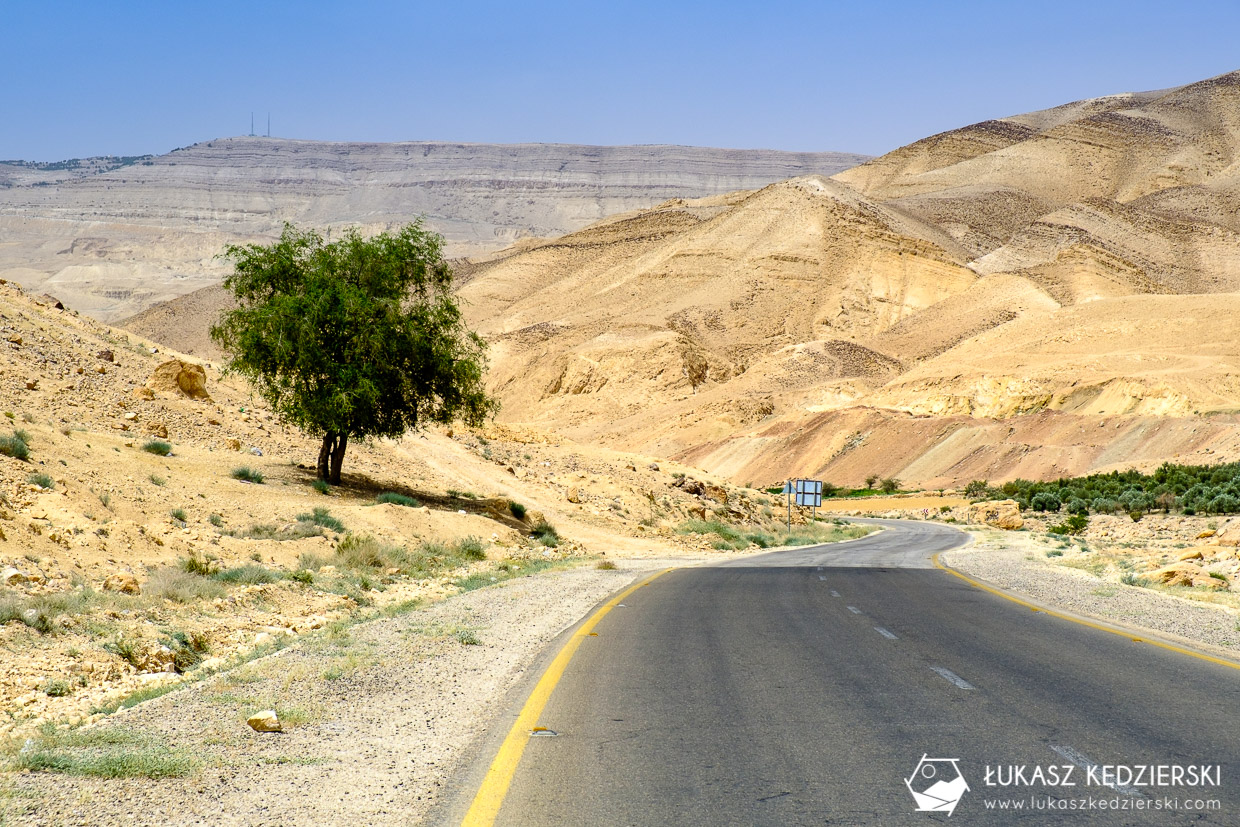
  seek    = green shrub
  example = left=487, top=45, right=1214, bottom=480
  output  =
left=1048, top=513, right=1088, bottom=536
left=335, top=534, right=411, bottom=571
left=179, top=552, right=218, bottom=576
left=1045, top=549, right=1064, bottom=558
left=227, top=522, right=321, bottom=541
left=149, top=474, right=166, bottom=486
left=0, top=589, right=95, bottom=634
left=208, top=513, right=224, bottom=527
left=596, top=559, right=618, bottom=570
left=963, top=479, right=989, bottom=499
left=9, top=727, right=199, bottom=778
left=28, top=472, right=54, bottom=489
left=145, top=568, right=226, bottom=603
left=296, top=507, right=344, bottom=532
left=879, top=477, right=900, bottom=494
left=508, top=501, right=527, bottom=520
left=0, top=432, right=30, bottom=460
left=531, top=521, right=561, bottom=548
left=43, top=679, right=73, bottom=697
left=1120, top=572, right=1151, bottom=587
left=454, top=536, right=486, bottom=560
left=375, top=491, right=419, bottom=508
left=455, top=629, right=481, bottom=645
left=1030, top=492, right=1061, bottom=512
left=169, top=508, right=187, bottom=523
left=212, top=564, right=281, bottom=585
left=311, top=478, right=331, bottom=495
left=231, top=466, right=264, bottom=484
left=141, top=440, right=172, bottom=456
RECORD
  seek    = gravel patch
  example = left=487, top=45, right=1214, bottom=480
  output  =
left=3, top=564, right=645, bottom=826
left=944, top=537, right=1240, bottom=657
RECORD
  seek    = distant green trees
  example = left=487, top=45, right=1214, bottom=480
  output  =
left=966, top=461, right=1240, bottom=516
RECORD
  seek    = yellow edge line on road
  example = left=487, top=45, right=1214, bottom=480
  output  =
left=932, top=553, right=1240, bottom=672
left=461, top=568, right=675, bottom=826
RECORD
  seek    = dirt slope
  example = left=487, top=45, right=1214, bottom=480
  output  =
left=0, top=279, right=790, bottom=739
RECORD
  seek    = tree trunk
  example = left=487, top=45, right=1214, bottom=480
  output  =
left=329, top=432, right=347, bottom=484
left=317, top=431, right=350, bottom=483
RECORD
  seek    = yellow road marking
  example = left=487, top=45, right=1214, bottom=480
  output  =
left=932, top=554, right=1240, bottom=672
left=461, top=568, right=674, bottom=826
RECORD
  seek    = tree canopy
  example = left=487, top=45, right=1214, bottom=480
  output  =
left=210, top=222, right=497, bottom=482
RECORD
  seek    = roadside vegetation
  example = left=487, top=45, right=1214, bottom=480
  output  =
left=677, top=517, right=873, bottom=550
left=965, top=461, right=1240, bottom=518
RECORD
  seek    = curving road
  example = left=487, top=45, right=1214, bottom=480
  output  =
left=449, top=520, right=1240, bottom=825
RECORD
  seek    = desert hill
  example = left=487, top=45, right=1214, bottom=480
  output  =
left=441, top=70, right=1240, bottom=487
left=0, top=139, right=867, bottom=321
left=119, top=70, right=1240, bottom=489
left=0, top=276, right=807, bottom=736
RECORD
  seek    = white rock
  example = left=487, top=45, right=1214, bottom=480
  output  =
left=1, top=567, right=26, bottom=586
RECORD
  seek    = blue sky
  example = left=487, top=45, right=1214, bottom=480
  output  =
left=4, top=0, right=1238, bottom=161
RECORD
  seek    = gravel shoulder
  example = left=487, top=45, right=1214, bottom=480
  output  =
left=943, top=531, right=1240, bottom=661
left=3, top=564, right=653, bottom=826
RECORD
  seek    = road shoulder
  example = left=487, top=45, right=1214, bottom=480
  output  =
left=943, top=538, right=1240, bottom=665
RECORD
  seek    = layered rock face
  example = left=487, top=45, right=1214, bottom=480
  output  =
left=0, top=138, right=867, bottom=320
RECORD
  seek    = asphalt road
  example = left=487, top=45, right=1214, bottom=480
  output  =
left=458, top=520, right=1240, bottom=825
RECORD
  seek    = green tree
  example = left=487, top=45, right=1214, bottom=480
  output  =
left=210, top=222, right=497, bottom=483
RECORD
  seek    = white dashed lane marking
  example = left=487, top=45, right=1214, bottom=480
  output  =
left=930, top=666, right=975, bottom=690
left=874, top=627, right=898, bottom=640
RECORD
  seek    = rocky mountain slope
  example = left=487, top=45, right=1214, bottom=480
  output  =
left=445, top=70, right=1240, bottom=487
left=119, top=70, right=1240, bottom=490
left=0, top=139, right=867, bottom=321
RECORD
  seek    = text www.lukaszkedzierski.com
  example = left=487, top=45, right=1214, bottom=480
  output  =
left=984, top=796, right=1221, bottom=812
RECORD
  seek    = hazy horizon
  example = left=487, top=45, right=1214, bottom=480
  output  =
left=5, top=0, right=1239, bottom=162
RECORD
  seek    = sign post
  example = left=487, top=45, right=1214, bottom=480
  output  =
left=782, top=480, right=793, bottom=531
left=784, top=479, right=824, bottom=531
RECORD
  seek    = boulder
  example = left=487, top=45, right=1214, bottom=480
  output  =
left=102, top=572, right=141, bottom=595
left=247, top=710, right=283, bottom=733
left=1177, top=548, right=1206, bottom=562
left=966, top=499, right=1024, bottom=530
left=566, top=487, right=584, bottom=504
left=1143, top=562, right=1228, bottom=589
left=703, top=484, right=729, bottom=505
left=1, top=567, right=26, bottom=585
left=146, top=359, right=211, bottom=401
left=145, top=421, right=169, bottom=439
left=137, top=644, right=177, bottom=673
